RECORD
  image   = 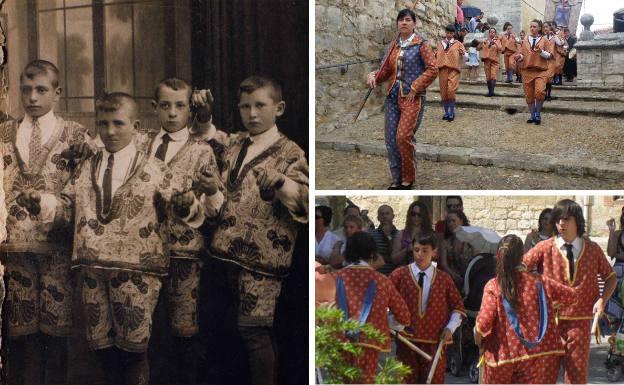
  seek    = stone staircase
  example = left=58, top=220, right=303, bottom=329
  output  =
left=428, top=80, right=624, bottom=118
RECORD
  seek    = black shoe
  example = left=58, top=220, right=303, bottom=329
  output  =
left=545, top=95, right=552, bottom=101
left=534, top=118, right=541, bottom=125
left=442, top=115, right=449, bottom=121
left=447, top=115, right=455, bottom=122
left=527, top=117, right=535, bottom=123
left=388, top=184, right=400, bottom=190
left=399, top=183, right=413, bottom=190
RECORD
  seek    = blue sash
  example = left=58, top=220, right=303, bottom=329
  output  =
left=336, top=276, right=377, bottom=342
left=502, top=281, right=548, bottom=349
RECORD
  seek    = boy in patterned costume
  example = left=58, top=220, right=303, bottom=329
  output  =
left=436, top=24, right=466, bottom=121
left=390, top=234, right=465, bottom=384
left=0, top=60, right=90, bottom=385
left=22, top=92, right=204, bottom=384
left=203, top=76, right=308, bottom=385
left=335, top=232, right=410, bottom=383
left=523, top=199, right=616, bottom=384
left=476, top=234, right=580, bottom=383
left=142, top=78, right=222, bottom=384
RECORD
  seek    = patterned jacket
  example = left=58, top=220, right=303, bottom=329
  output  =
left=336, top=265, right=411, bottom=352
left=523, top=237, right=615, bottom=319
left=376, top=34, right=438, bottom=97
left=56, top=150, right=174, bottom=275
left=209, top=131, right=308, bottom=277
left=476, top=272, right=576, bottom=367
left=436, top=40, right=465, bottom=72
left=135, top=131, right=222, bottom=260
left=0, top=116, right=89, bottom=254
left=390, top=266, right=465, bottom=344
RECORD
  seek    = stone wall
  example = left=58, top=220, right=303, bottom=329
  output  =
left=315, top=0, right=456, bottom=133
left=576, top=33, right=624, bottom=87
left=340, top=195, right=623, bottom=238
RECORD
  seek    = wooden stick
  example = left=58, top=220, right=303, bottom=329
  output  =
left=393, top=331, right=433, bottom=361
left=426, top=339, right=445, bottom=384
left=591, top=311, right=601, bottom=344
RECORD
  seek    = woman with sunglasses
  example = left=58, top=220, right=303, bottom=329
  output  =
left=391, top=201, right=434, bottom=265
left=366, top=9, right=438, bottom=190
left=438, top=209, right=471, bottom=288
left=524, top=208, right=554, bottom=252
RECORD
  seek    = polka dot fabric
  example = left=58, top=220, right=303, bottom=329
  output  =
left=475, top=272, right=574, bottom=369
left=523, top=237, right=614, bottom=383
left=376, top=36, right=438, bottom=185
left=523, top=237, right=615, bottom=319
left=390, top=266, right=465, bottom=343
left=483, top=354, right=561, bottom=384
left=335, top=265, right=411, bottom=352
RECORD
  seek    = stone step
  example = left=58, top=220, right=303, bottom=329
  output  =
left=426, top=93, right=624, bottom=118
left=430, top=87, right=622, bottom=103
left=458, top=80, right=623, bottom=93
left=316, top=139, right=624, bottom=181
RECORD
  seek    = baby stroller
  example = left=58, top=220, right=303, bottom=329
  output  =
left=604, top=262, right=624, bottom=382
left=446, top=252, right=496, bottom=383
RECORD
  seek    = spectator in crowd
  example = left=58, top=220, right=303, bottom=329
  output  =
left=524, top=208, right=554, bottom=252
left=369, top=204, right=400, bottom=276
left=470, top=12, right=484, bottom=32
left=328, top=214, right=365, bottom=268
left=391, top=201, right=434, bottom=266
left=562, top=27, right=577, bottom=82
left=607, top=206, right=624, bottom=264
left=333, top=204, right=361, bottom=241
left=455, top=0, right=465, bottom=29
left=315, top=205, right=341, bottom=264
left=438, top=210, right=473, bottom=288
left=435, top=196, right=464, bottom=234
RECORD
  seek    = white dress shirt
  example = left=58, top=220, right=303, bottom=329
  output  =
left=150, top=127, right=190, bottom=164
left=556, top=235, right=583, bottom=263
left=17, top=110, right=57, bottom=165
left=241, top=125, right=280, bottom=167
left=409, top=263, right=463, bottom=333
left=315, top=230, right=341, bottom=261
left=97, top=142, right=137, bottom=197
left=529, top=36, right=552, bottom=59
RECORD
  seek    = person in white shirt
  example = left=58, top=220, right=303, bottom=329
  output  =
left=315, top=205, right=340, bottom=263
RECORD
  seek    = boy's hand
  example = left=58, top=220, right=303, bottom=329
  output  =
left=441, top=328, right=453, bottom=343
left=16, top=191, right=42, bottom=215
left=191, top=89, right=214, bottom=108
left=61, top=143, right=93, bottom=162
left=171, top=191, right=195, bottom=218
left=253, top=167, right=285, bottom=190
left=195, top=168, right=219, bottom=196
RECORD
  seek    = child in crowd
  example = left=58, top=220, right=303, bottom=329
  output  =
left=466, top=39, right=481, bottom=81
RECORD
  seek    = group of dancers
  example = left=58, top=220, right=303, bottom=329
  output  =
left=365, top=9, right=575, bottom=189
left=318, top=198, right=615, bottom=384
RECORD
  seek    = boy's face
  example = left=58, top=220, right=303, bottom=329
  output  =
left=413, top=243, right=435, bottom=270
left=556, top=215, right=578, bottom=242
left=488, top=29, right=497, bottom=39
left=96, top=104, right=138, bottom=153
left=238, top=87, right=285, bottom=135
left=344, top=221, right=361, bottom=238
left=446, top=31, right=455, bottom=40
left=153, top=86, right=191, bottom=133
left=20, top=73, right=61, bottom=118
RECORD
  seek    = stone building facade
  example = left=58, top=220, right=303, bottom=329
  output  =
left=463, top=0, right=547, bottom=33
left=576, top=33, right=624, bottom=87
left=315, top=0, right=456, bottom=133
left=318, top=195, right=624, bottom=239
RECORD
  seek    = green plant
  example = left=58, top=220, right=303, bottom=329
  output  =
left=315, top=306, right=411, bottom=384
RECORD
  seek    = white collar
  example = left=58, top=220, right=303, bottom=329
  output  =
left=103, top=141, right=137, bottom=161
left=400, top=33, right=417, bottom=48
left=25, top=109, right=55, bottom=128
left=345, top=261, right=370, bottom=268
left=158, top=126, right=189, bottom=142
left=409, top=262, right=434, bottom=278
left=556, top=235, right=582, bottom=250
left=247, top=125, right=279, bottom=145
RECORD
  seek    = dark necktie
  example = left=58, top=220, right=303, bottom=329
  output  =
left=103, top=154, right=114, bottom=213
left=531, top=38, right=536, bottom=49
left=229, top=137, right=253, bottom=182
left=418, top=271, right=426, bottom=289
left=154, top=133, right=172, bottom=162
left=29, top=117, right=42, bottom=168
left=445, top=40, right=451, bottom=52
left=564, top=243, right=574, bottom=279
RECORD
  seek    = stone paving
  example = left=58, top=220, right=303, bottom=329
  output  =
left=315, top=149, right=624, bottom=190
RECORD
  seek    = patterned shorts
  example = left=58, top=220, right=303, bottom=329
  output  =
left=2, top=252, right=73, bottom=337
left=80, top=268, right=162, bottom=353
left=234, top=267, right=283, bottom=327
left=164, top=258, right=201, bottom=337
